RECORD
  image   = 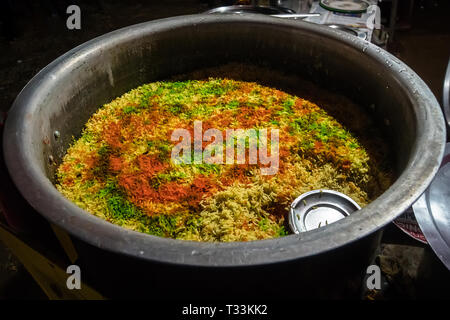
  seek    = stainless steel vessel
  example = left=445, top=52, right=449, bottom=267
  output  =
left=2, top=15, right=446, bottom=298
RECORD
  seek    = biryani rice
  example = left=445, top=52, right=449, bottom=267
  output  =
left=55, top=78, right=393, bottom=242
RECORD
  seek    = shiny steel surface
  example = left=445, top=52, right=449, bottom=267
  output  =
left=413, top=143, right=450, bottom=270
left=325, top=24, right=367, bottom=40
left=205, top=5, right=295, bottom=15
left=270, top=13, right=321, bottom=19
left=204, top=5, right=320, bottom=19
left=443, top=58, right=450, bottom=130
left=319, top=0, right=369, bottom=13
left=289, top=190, right=361, bottom=233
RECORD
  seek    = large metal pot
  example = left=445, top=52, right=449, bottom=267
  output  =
left=2, top=15, right=446, bottom=298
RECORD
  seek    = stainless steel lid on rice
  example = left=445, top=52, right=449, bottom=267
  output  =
left=289, top=189, right=361, bottom=233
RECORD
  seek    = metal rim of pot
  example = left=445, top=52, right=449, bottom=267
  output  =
left=2, top=14, right=446, bottom=267
left=204, top=5, right=296, bottom=15
left=443, top=58, right=450, bottom=130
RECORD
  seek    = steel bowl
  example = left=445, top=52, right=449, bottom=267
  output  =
left=289, top=190, right=362, bottom=233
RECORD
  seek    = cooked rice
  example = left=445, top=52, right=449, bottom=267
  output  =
left=55, top=77, right=393, bottom=242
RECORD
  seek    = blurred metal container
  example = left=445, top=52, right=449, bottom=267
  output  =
left=413, top=143, right=450, bottom=270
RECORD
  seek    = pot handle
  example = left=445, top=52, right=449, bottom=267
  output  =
left=443, top=58, right=450, bottom=132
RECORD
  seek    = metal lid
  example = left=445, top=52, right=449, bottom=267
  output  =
left=413, top=143, right=450, bottom=270
left=319, top=0, right=369, bottom=14
left=289, top=189, right=361, bottom=233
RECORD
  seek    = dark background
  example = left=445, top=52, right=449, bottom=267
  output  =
left=0, top=0, right=449, bottom=299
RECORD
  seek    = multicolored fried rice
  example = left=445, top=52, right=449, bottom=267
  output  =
left=55, top=78, right=393, bottom=242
